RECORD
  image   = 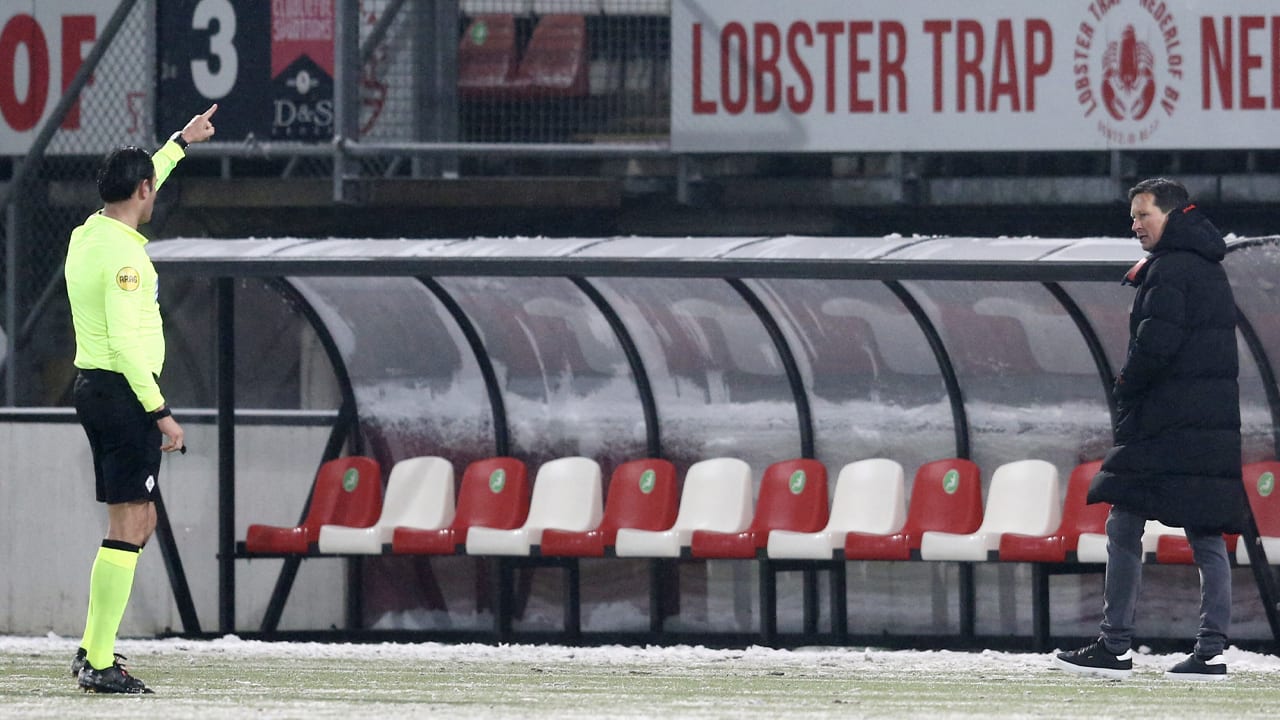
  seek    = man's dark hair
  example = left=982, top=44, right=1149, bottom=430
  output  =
left=1128, top=177, right=1190, bottom=213
left=96, top=146, right=154, bottom=203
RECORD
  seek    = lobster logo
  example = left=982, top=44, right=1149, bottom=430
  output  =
left=1101, top=25, right=1156, bottom=121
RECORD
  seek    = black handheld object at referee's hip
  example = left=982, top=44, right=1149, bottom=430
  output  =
left=149, top=404, right=185, bottom=454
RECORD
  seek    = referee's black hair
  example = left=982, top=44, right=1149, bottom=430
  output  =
left=96, top=146, right=154, bottom=203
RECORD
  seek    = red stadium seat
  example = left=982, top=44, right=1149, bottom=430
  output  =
left=540, top=458, right=678, bottom=557
left=510, top=14, right=589, bottom=98
left=844, top=458, right=982, bottom=560
left=244, top=456, right=382, bottom=554
left=391, top=457, right=529, bottom=554
left=1239, top=461, right=1280, bottom=565
left=999, top=460, right=1107, bottom=563
left=458, top=14, right=519, bottom=99
left=690, top=459, right=829, bottom=559
left=1155, top=532, right=1238, bottom=564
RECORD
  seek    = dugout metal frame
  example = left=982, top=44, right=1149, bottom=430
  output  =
left=146, top=236, right=1280, bottom=650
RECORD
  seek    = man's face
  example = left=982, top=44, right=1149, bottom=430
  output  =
left=1130, top=192, right=1169, bottom=252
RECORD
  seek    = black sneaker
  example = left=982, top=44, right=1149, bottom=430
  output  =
left=72, top=650, right=128, bottom=679
left=77, top=657, right=154, bottom=694
left=1165, top=654, right=1228, bottom=681
left=1052, top=640, right=1134, bottom=680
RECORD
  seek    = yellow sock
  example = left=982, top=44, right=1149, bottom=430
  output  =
left=80, top=543, right=140, bottom=670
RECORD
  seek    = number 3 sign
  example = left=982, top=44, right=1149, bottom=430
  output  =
left=157, top=0, right=335, bottom=143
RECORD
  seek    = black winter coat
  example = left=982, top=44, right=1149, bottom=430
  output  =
left=1087, top=203, right=1247, bottom=533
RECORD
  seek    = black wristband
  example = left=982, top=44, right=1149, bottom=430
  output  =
left=169, top=131, right=189, bottom=150
left=150, top=406, right=172, bottom=421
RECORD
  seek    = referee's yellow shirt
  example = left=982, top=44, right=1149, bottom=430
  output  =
left=65, top=141, right=185, bottom=412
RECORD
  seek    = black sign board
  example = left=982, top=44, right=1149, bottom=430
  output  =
left=157, top=0, right=335, bottom=143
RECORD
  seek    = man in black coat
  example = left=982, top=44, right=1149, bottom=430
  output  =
left=1053, top=178, right=1247, bottom=681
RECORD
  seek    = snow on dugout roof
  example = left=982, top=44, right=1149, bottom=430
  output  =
left=145, top=235, right=1212, bottom=282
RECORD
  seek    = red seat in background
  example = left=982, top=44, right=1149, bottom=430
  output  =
left=690, top=459, right=829, bottom=559
left=510, top=14, right=589, bottom=99
left=244, top=456, right=382, bottom=554
left=540, top=458, right=678, bottom=557
left=1238, top=460, right=1280, bottom=565
left=392, top=457, right=529, bottom=554
left=844, top=458, right=982, bottom=561
left=1000, top=460, right=1108, bottom=563
left=458, top=14, right=518, bottom=99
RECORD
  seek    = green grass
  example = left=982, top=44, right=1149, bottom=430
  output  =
left=1, top=637, right=1278, bottom=719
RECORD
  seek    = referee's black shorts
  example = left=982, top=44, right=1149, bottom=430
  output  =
left=72, top=369, right=161, bottom=504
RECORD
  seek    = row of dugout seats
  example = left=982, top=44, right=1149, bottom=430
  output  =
left=459, top=14, right=589, bottom=99
left=239, top=455, right=1280, bottom=646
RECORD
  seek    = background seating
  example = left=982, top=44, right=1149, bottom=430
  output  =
left=614, top=457, right=753, bottom=558
left=466, top=456, right=603, bottom=556
left=458, top=14, right=519, bottom=99
left=920, top=459, right=1061, bottom=562
left=458, top=14, right=590, bottom=100
left=763, top=458, right=904, bottom=641
left=844, top=458, right=982, bottom=561
left=768, top=458, right=905, bottom=560
left=509, top=14, right=590, bottom=98
left=1238, top=461, right=1280, bottom=566
left=243, top=456, right=382, bottom=555
left=540, top=458, right=678, bottom=557
left=318, top=456, right=454, bottom=554
left=391, top=457, right=529, bottom=554
left=690, top=458, right=828, bottom=559
left=999, top=460, right=1106, bottom=563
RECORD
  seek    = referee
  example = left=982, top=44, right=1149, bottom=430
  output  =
left=64, top=105, right=217, bottom=694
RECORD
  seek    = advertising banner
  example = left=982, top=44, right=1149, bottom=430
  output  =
left=157, top=0, right=335, bottom=143
left=673, top=0, right=1280, bottom=152
left=0, top=4, right=146, bottom=154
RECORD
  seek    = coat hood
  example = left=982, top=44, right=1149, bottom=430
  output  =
left=1155, top=203, right=1225, bottom=262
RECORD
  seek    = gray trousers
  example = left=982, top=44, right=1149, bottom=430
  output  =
left=1100, top=506, right=1231, bottom=657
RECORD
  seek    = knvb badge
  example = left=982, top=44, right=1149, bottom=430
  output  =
left=1073, top=0, right=1183, bottom=146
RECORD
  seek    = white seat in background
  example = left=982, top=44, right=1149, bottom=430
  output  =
left=1075, top=519, right=1185, bottom=563
left=768, top=458, right=905, bottom=559
left=919, top=459, right=1061, bottom=561
left=465, top=456, right=602, bottom=556
left=317, top=456, right=454, bottom=554
left=614, top=458, right=753, bottom=558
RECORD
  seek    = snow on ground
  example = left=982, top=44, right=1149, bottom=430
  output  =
left=6, top=632, right=1279, bottom=676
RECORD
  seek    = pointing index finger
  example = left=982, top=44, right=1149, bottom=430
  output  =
left=201, top=103, right=218, bottom=120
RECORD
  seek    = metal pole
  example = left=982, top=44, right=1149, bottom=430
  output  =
left=332, top=0, right=361, bottom=203
left=217, top=278, right=236, bottom=633
left=414, top=0, right=460, bottom=178
left=4, top=190, right=17, bottom=405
